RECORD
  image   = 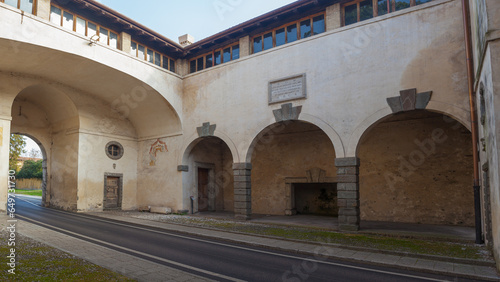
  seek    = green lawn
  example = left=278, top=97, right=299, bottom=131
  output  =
left=1, top=232, right=135, bottom=281
left=14, top=189, right=42, bottom=197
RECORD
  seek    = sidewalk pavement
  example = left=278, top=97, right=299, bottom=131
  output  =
left=1, top=214, right=215, bottom=282
left=88, top=212, right=500, bottom=281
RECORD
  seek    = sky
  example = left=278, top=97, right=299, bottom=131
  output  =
left=21, top=0, right=297, bottom=156
left=95, top=0, right=297, bottom=42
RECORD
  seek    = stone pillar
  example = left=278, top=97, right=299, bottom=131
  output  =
left=233, top=163, right=252, bottom=220
left=120, top=32, right=131, bottom=54
left=36, top=0, right=50, bottom=20
left=239, top=36, right=250, bottom=58
left=335, top=157, right=360, bottom=231
left=325, top=3, right=341, bottom=31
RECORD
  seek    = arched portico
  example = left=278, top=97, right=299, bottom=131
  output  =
left=10, top=84, right=80, bottom=210
left=355, top=109, right=474, bottom=228
left=180, top=134, right=236, bottom=214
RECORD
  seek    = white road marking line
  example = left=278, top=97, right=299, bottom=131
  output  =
left=17, top=197, right=450, bottom=282
left=16, top=214, right=245, bottom=282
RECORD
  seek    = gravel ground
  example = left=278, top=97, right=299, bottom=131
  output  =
left=99, top=211, right=493, bottom=261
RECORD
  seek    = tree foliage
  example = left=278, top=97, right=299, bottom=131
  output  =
left=9, top=134, right=26, bottom=172
left=17, top=160, right=43, bottom=179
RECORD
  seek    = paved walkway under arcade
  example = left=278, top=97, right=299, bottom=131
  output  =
left=193, top=212, right=476, bottom=241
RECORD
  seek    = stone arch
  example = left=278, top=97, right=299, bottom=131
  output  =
left=179, top=130, right=240, bottom=166
left=245, top=114, right=345, bottom=163
left=356, top=109, right=474, bottom=226
left=347, top=103, right=470, bottom=156
left=246, top=119, right=338, bottom=217
left=10, top=83, right=80, bottom=211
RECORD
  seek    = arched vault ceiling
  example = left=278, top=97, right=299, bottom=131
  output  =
left=0, top=39, right=182, bottom=138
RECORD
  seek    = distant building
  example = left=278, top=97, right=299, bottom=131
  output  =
left=0, top=0, right=499, bottom=271
left=16, top=157, right=42, bottom=171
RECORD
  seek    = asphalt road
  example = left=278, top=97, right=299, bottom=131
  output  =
left=14, top=196, right=474, bottom=282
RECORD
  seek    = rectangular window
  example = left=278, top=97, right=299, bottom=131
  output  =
left=275, top=28, right=286, bottom=47
left=214, top=50, right=221, bottom=66
left=4, top=0, right=17, bottom=8
left=147, top=49, right=154, bottom=63
left=232, top=45, right=240, bottom=60
left=162, top=56, right=169, bottom=69
left=253, top=36, right=262, bottom=53
left=130, top=42, right=137, bottom=57
left=62, top=11, right=74, bottom=30
left=206, top=54, right=213, bottom=68
left=300, top=19, right=311, bottom=39
left=76, top=17, right=86, bottom=35
left=312, top=15, right=325, bottom=35
left=223, top=47, right=231, bottom=63
left=99, top=28, right=109, bottom=45
left=377, top=0, right=389, bottom=16
left=154, top=52, right=161, bottom=66
left=197, top=57, right=204, bottom=71
left=170, top=59, right=175, bottom=73
left=109, top=32, right=118, bottom=48
left=344, top=3, right=357, bottom=26
left=19, top=0, right=34, bottom=14
left=394, top=0, right=411, bottom=11
left=286, top=24, right=297, bottom=43
left=88, top=22, right=97, bottom=37
left=263, top=32, right=273, bottom=51
left=138, top=45, right=145, bottom=60
left=360, top=0, right=374, bottom=21
left=190, top=60, right=196, bottom=73
left=50, top=6, right=62, bottom=25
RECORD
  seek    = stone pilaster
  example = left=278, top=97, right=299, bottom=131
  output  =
left=233, top=163, right=252, bottom=220
left=120, top=32, right=132, bottom=54
left=335, top=157, right=360, bottom=231
left=239, top=36, right=250, bottom=58
left=36, top=0, right=50, bottom=20
left=325, top=3, right=341, bottom=31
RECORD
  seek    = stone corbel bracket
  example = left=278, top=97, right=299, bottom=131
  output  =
left=273, top=103, right=302, bottom=122
left=197, top=122, right=216, bottom=137
left=387, top=89, right=432, bottom=113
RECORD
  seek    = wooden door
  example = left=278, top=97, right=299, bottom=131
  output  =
left=198, top=168, right=209, bottom=212
left=105, top=176, right=120, bottom=209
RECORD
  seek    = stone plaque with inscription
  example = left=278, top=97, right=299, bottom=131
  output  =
left=268, top=74, right=306, bottom=104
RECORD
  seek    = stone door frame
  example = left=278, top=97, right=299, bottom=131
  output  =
left=103, top=173, right=123, bottom=210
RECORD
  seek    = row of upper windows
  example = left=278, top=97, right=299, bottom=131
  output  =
left=343, top=0, right=433, bottom=26
left=252, top=13, right=325, bottom=54
left=50, top=5, right=119, bottom=48
left=49, top=4, right=176, bottom=73
left=130, top=41, right=176, bottom=73
left=189, top=43, right=240, bottom=74
left=1, top=0, right=35, bottom=14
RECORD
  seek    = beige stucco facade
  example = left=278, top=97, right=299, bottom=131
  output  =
left=1, top=0, right=499, bottom=270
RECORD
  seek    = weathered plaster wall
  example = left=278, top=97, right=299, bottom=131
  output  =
left=251, top=121, right=336, bottom=215
left=77, top=134, right=138, bottom=211
left=137, top=136, right=184, bottom=211
left=477, top=44, right=500, bottom=271
left=358, top=112, right=474, bottom=226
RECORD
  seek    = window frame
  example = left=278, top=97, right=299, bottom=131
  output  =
left=189, top=42, right=240, bottom=74
left=342, top=0, right=420, bottom=26
left=251, top=12, right=326, bottom=54
left=130, top=40, right=176, bottom=73
left=1, top=0, right=37, bottom=15
left=49, top=4, right=120, bottom=48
